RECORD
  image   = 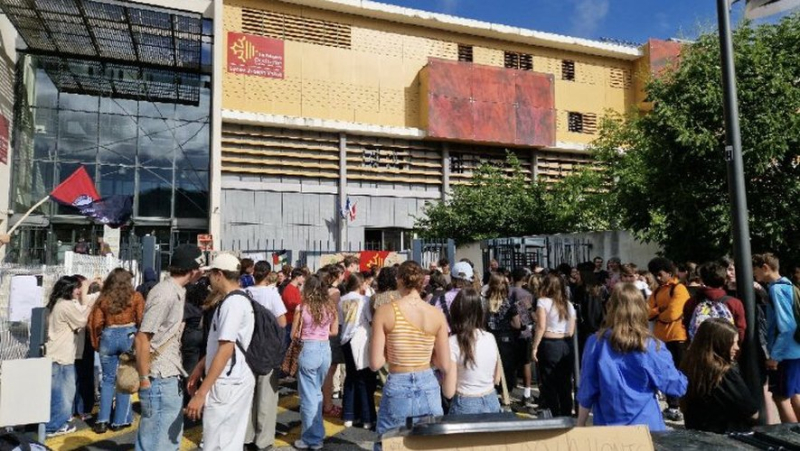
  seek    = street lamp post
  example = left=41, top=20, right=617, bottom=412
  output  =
left=715, top=0, right=762, bottom=416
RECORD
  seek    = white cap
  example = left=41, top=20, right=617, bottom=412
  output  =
left=207, top=253, right=240, bottom=272
left=452, top=261, right=474, bottom=282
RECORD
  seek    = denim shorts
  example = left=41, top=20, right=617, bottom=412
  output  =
left=376, top=369, right=443, bottom=437
left=448, top=391, right=502, bottom=416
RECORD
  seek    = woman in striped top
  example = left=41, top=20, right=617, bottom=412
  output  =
left=370, top=261, right=454, bottom=451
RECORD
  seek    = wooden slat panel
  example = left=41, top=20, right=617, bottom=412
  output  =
left=222, top=156, right=339, bottom=170
left=349, top=173, right=440, bottom=185
left=221, top=165, right=340, bottom=179
left=224, top=147, right=340, bottom=161
left=223, top=137, right=339, bottom=153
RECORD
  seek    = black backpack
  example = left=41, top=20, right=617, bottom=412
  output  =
left=216, top=290, right=286, bottom=376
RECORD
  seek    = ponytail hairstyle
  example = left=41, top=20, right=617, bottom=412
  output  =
left=450, top=287, right=485, bottom=369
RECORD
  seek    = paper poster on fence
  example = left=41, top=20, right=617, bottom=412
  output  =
left=8, top=275, right=43, bottom=322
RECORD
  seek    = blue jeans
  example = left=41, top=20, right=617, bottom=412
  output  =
left=375, top=369, right=443, bottom=451
left=298, top=340, right=331, bottom=447
left=97, top=326, right=136, bottom=425
left=342, top=341, right=377, bottom=423
left=46, top=363, right=76, bottom=433
left=448, top=391, right=502, bottom=415
left=135, top=376, right=183, bottom=451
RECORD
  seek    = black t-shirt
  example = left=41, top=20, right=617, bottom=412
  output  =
left=684, top=366, right=759, bottom=434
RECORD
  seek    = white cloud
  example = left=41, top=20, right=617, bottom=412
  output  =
left=569, top=0, right=610, bottom=38
left=437, top=0, right=459, bottom=14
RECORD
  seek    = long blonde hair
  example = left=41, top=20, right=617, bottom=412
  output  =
left=597, top=283, right=653, bottom=353
left=486, top=272, right=509, bottom=314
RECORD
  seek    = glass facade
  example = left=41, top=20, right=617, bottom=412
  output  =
left=9, top=52, right=211, bottom=263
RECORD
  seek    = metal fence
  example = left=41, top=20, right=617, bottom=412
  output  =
left=411, top=239, right=455, bottom=270
left=481, top=235, right=593, bottom=271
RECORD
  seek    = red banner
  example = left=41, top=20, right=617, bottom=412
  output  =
left=50, top=166, right=99, bottom=207
left=0, top=114, right=8, bottom=165
left=360, top=251, right=392, bottom=271
left=227, top=32, right=284, bottom=79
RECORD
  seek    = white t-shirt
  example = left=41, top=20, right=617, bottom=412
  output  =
left=339, top=292, right=371, bottom=344
left=449, top=330, right=498, bottom=396
left=246, top=285, right=287, bottom=319
left=206, top=292, right=255, bottom=382
left=536, top=297, right=576, bottom=334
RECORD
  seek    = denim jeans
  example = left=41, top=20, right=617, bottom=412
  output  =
left=298, top=340, right=332, bottom=447
left=46, top=363, right=76, bottom=433
left=342, top=341, right=377, bottom=423
left=448, top=391, right=502, bottom=415
left=97, top=326, right=136, bottom=426
left=135, top=376, right=183, bottom=451
left=375, top=369, right=443, bottom=451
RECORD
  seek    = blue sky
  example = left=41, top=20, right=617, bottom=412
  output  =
left=377, top=0, right=786, bottom=44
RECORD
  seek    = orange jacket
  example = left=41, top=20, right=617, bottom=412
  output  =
left=648, top=278, right=690, bottom=343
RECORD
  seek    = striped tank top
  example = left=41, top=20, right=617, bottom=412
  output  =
left=386, top=301, right=436, bottom=367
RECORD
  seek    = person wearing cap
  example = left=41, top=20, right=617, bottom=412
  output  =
left=186, top=253, right=256, bottom=451
left=135, top=244, right=203, bottom=451
left=430, top=261, right=475, bottom=332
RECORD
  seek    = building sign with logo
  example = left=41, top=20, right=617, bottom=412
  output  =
left=227, top=32, right=284, bottom=79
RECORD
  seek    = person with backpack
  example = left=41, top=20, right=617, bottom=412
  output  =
left=682, top=261, right=746, bottom=344
left=485, top=272, right=521, bottom=396
left=186, top=254, right=256, bottom=451
left=245, top=261, right=287, bottom=451
left=753, top=252, right=800, bottom=423
left=646, top=257, right=690, bottom=422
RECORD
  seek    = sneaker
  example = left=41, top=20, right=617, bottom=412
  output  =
left=343, top=420, right=353, bottom=427
left=663, top=408, right=683, bottom=422
left=47, top=424, right=77, bottom=437
left=293, top=439, right=323, bottom=450
left=92, top=422, right=108, bottom=434
left=110, top=423, right=132, bottom=432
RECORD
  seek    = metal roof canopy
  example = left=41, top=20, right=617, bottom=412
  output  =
left=1, top=0, right=206, bottom=104
left=0, top=0, right=204, bottom=71
left=36, top=54, right=202, bottom=105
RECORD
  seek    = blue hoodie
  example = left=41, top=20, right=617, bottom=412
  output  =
left=766, top=277, right=800, bottom=362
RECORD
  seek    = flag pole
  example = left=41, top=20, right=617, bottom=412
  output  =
left=7, top=195, right=50, bottom=235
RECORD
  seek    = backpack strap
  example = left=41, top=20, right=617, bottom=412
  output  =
left=436, top=294, right=451, bottom=328
left=214, top=290, right=253, bottom=377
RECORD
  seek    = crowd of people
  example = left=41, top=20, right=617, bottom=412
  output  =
left=39, top=245, right=800, bottom=450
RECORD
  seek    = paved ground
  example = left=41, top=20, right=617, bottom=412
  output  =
left=43, top=382, right=686, bottom=451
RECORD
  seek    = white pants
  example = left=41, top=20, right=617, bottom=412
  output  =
left=203, top=370, right=256, bottom=451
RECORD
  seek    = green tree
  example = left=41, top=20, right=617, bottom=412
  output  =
left=591, top=15, right=800, bottom=262
left=415, top=153, right=552, bottom=244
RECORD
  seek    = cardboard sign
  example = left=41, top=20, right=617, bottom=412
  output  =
left=227, top=32, right=284, bottom=79
left=8, top=275, right=43, bottom=322
left=0, top=114, right=7, bottom=164
left=382, top=425, right=654, bottom=451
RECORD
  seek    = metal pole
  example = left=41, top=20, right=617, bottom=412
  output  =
left=716, top=0, right=762, bottom=415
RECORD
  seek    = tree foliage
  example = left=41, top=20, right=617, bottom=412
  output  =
left=415, top=153, right=613, bottom=244
left=591, top=15, right=800, bottom=262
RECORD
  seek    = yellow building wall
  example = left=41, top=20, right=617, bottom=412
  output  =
left=223, top=0, right=637, bottom=146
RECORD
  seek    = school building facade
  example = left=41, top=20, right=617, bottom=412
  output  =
left=213, top=0, right=679, bottom=259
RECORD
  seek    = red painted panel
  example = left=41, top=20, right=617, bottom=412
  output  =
left=473, top=101, right=515, bottom=143
left=471, top=65, right=515, bottom=104
left=426, top=59, right=471, bottom=99
left=649, top=39, right=682, bottom=77
left=423, top=58, right=555, bottom=147
left=427, top=95, right=473, bottom=140
left=515, top=72, right=554, bottom=110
